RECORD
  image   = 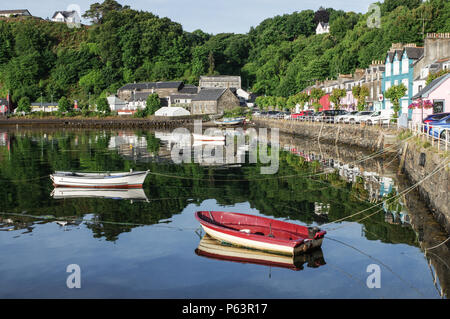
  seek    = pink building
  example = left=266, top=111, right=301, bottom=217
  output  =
left=411, top=73, right=450, bottom=124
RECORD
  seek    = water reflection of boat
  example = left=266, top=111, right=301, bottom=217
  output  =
left=195, top=234, right=326, bottom=271
left=50, top=170, right=149, bottom=188
left=195, top=211, right=326, bottom=255
left=192, top=133, right=225, bottom=142
left=51, top=187, right=148, bottom=202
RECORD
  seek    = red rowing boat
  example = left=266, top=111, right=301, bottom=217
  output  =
left=195, top=211, right=326, bottom=255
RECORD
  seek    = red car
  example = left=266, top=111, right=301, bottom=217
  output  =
left=291, top=110, right=314, bottom=119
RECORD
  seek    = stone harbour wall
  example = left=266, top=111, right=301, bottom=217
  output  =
left=254, top=118, right=450, bottom=234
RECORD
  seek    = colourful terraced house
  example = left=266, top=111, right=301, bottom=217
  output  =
left=381, top=44, right=424, bottom=119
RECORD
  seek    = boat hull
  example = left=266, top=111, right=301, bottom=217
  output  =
left=192, top=133, right=225, bottom=142
left=50, top=170, right=149, bottom=188
left=51, top=187, right=148, bottom=201
left=195, top=211, right=326, bottom=256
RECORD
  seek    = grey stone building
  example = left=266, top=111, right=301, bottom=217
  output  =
left=117, top=81, right=184, bottom=101
left=199, top=75, right=241, bottom=90
left=363, top=61, right=385, bottom=110
left=191, top=88, right=240, bottom=115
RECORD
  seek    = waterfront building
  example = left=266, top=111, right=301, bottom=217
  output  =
left=363, top=61, right=385, bottom=111
left=412, top=33, right=450, bottom=102
left=381, top=43, right=424, bottom=119
left=411, top=73, right=450, bottom=124
left=30, top=102, right=58, bottom=113
left=191, top=88, right=240, bottom=115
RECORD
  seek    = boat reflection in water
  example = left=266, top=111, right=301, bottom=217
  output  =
left=51, top=187, right=148, bottom=202
left=195, top=234, right=326, bottom=271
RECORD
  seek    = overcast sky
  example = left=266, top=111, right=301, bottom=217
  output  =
left=6, top=0, right=379, bottom=34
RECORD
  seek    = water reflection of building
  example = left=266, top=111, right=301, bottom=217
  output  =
left=108, top=132, right=151, bottom=161
left=282, top=141, right=410, bottom=226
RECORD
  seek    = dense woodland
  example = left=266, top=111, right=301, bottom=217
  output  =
left=0, top=0, right=449, bottom=108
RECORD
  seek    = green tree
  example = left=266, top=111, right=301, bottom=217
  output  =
left=352, top=85, right=370, bottom=111
left=310, top=88, right=325, bottom=112
left=16, top=96, right=31, bottom=114
left=146, top=93, right=160, bottom=116
left=96, top=97, right=110, bottom=115
left=384, top=84, right=407, bottom=118
left=330, top=88, right=347, bottom=110
left=58, top=96, right=72, bottom=113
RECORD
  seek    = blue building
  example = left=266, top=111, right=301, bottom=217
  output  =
left=381, top=44, right=424, bottom=119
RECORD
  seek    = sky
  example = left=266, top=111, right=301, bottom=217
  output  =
left=6, top=0, right=379, bottom=34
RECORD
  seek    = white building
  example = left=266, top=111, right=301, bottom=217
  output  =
left=316, top=22, right=330, bottom=35
left=51, top=11, right=80, bottom=24
left=0, top=9, right=31, bottom=17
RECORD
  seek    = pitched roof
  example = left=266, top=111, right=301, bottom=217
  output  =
left=0, top=9, right=30, bottom=14
left=118, top=81, right=183, bottom=91
left=178, top=84, right=198, bottom=94
left=52, top=11, right=77, bottom=19
left=192, top=88, right=226, bottom=101
left=412, top=73, right=450, bottom=99
left=404, top=47, right=424, bottom=60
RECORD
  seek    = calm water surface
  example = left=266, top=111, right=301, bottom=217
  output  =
left=0, top=127, right=448, bottom=298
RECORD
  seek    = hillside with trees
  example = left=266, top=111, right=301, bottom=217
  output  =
left=0, top=0, right=448, bottom=109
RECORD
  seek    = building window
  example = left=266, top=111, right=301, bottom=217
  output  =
left=433, top=100, right=444, bottom=113
left=393, top=60, right=400, bottom=75
left=386, top=62, right=391, bottom=77
left=402, top=79, right=408, bottom=96
left=402, top=58, right=409, bottom=74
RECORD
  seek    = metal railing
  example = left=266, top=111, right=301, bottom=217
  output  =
left=254, top=113, right=399, bottom=129
left=409, top=122, right=450, bottom=152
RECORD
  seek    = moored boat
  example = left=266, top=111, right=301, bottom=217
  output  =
left=50, top=170, right=149, bottom=188
left=195, top=234, right=326, bottom=271
left=195, top=211, right=326, bottom=255
left=214, top=117, right=244, bottom=126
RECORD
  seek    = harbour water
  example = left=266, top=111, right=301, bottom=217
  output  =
left=0, top=127, right=448, bottom=298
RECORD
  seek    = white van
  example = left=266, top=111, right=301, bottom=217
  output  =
left=363, top=110, right=394, bottom=125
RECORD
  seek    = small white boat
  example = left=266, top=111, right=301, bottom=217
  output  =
left=51, top=187, right=148, bottom=201
left=50, top=170, right=149, bottom=188
left=214, top=117, right=244, bottom=126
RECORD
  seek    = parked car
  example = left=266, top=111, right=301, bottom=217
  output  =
left=425, top=115, right=450, bottom=139
left=363, top=110, right=395, bottom=125
left=422, top=112, right=450, bottom=124
left=335, top=111, right=359, bottom=123
left=267, top=111, right=282, bottom=118
left=291, top=110, right=314, bottom=119
left=347, top=111, right=374, bottom=124
left=321, top=109, right=348, bottom=123
left=313, top=111, right=323, bottom=122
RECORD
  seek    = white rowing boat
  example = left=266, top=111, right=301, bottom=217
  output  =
left=50, top=170, right=149, bottom=188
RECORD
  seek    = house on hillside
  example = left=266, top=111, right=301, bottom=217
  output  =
left=191, top=88, right=240, bottom=115
left=316, top=22, right=329, bottom=35
left=51, top=11, right=80, bottom=24
left=382, top=43, right=424, bottom=120
left=0, top=9, right=31, bottom=17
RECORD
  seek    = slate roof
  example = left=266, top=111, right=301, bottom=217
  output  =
left=412, top=73, right=450, bottom=99
left=178, top=84, right=198, bottom=94
left=404, top=47, right=424, bottom=60
left=192, top=88, right=226, bottom=101
left=0, top=9, right=30, bottom=15
left=119, top=81, right=183, bottom=91
left=52, top=11, right=77, bottom=19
